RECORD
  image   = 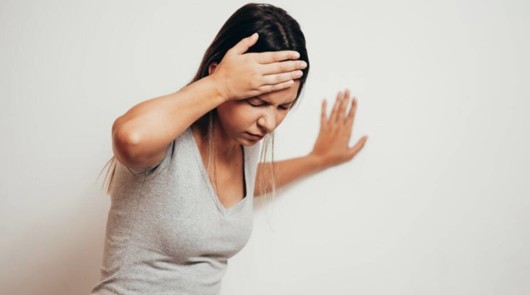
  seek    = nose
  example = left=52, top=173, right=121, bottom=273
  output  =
left=257, top=109, right=276, bottom=134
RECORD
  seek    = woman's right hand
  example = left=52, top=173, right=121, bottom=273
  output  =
left=210, top=32, right=307, bottom=102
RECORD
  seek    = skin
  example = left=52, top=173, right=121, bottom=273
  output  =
left=112, top=33, right=305, bottom=171
left=254, top=88, right=369, bottom=196
left=193, top=74, right=368, bottom=204
left=217, top=81, right=300, bottom=146
left=113, top=32, right=366, bottom=206
left=311, top=88, right=368, bottom=168
left=215, top=81, right=300, bottom=150
left=192, top=78, right=302, bottom=207
left=194, top=64, right=300, bottom=159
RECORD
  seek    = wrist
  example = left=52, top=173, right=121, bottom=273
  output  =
left=205, top=74, right=230, bottom=103
left=307, top=152, right=328, bottom=172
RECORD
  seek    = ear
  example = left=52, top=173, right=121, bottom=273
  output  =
left=208, top=63, right=218, bottom=75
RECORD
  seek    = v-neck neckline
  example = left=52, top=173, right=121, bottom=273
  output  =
left=187, top=127, right=249, bottom=216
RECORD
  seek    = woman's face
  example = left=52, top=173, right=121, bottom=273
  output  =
left=216, top=80, right=300, bottom=146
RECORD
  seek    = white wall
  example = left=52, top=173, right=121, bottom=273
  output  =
left=1, top=0, right=528, bottom=294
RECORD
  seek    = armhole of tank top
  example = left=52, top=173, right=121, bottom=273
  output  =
left=124, top=139, right=176, bottom=180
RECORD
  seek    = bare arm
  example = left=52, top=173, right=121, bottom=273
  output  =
left=254, top=88, right=369, bottom=197
left=112, top=76, right=224, bottom=169
left=112, top=33, right=305, bottom=169
left=254, top=154, right=324, bottom=197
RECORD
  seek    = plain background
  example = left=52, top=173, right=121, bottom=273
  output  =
left=1, top=0, right=529, bottom=294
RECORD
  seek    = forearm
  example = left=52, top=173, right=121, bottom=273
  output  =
left=113, top=76, right=225, bottom=160
left=254, top=153, right=327, bottom=197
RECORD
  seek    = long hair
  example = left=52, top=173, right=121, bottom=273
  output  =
left=99, top=3, right=310, bottom=203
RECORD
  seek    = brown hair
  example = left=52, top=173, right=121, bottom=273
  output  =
left=99, top=3, right=309, bottom=203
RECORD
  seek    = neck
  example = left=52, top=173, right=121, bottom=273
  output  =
left=192, top=113, right=241, bottom=160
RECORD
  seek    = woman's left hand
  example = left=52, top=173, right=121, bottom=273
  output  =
left=309, top=88, right=368, bottom=169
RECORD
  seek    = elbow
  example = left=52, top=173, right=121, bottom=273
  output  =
left=112, top=118, right=142, bottom=166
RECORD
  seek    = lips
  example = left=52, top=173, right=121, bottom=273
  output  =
left=246, top=132, right=264, bottom=140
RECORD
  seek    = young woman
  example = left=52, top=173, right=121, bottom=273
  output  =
left=92, top=3, right=367, bottom=294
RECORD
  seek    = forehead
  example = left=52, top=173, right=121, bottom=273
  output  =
left=257, top=80, right=300, bottom=104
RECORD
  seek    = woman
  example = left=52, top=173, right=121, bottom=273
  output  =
left=92, top=3, right=367, bottom=294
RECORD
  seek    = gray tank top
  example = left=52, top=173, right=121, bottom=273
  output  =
left=91, top=127, right=261, bottom=295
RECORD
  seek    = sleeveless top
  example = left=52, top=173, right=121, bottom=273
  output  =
left=90, top=126, right=262, bottom=295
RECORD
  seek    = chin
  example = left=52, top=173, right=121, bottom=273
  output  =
left=241, top=139, right=259, bottom=146
left=239, top=137, right=261, bottom=146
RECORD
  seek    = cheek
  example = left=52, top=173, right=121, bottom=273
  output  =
left=275, top=111, right=289, bottom=127
left=218, top=104, right=257, bottom=128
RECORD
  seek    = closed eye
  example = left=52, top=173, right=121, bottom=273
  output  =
left=246, top=99, right=291, bottom=110
left=246, top=100, right=263, bottom=107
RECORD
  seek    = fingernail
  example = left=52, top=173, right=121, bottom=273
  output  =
left=293, top=52, right=300, bottom=58
left=300, top=61, right=307, bottom=68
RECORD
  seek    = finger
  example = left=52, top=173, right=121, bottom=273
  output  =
left=344, top=89, right=351, bottom=109
left=321, top=99, right=328, bottom=128
left=231, top=33, right=259, bottom=55
left=254, top=50, right=301, bottom=64
left=261, top=60, right=307, bottom=75
left=329, top=91, right=342, bottom=124
left=262, top=70, right=303, bottom=85
left=341, top=88, right=352, bottom=124
left=335, top=89, right=350, bottom=124
left=258, top=80, right=295, bottom=93
left=348, top=136, right=368, bottom=158
left=346, top=96, right=358, bottom=127
left=332, top=91, right=345, bottom=124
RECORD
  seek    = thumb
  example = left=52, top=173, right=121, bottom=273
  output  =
left=231, top=33, right=259, bottom=55
left=348, top=137, right=368, bottom=158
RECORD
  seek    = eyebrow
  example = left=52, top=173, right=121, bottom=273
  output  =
left=254, top=96, right=296, bottom=106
